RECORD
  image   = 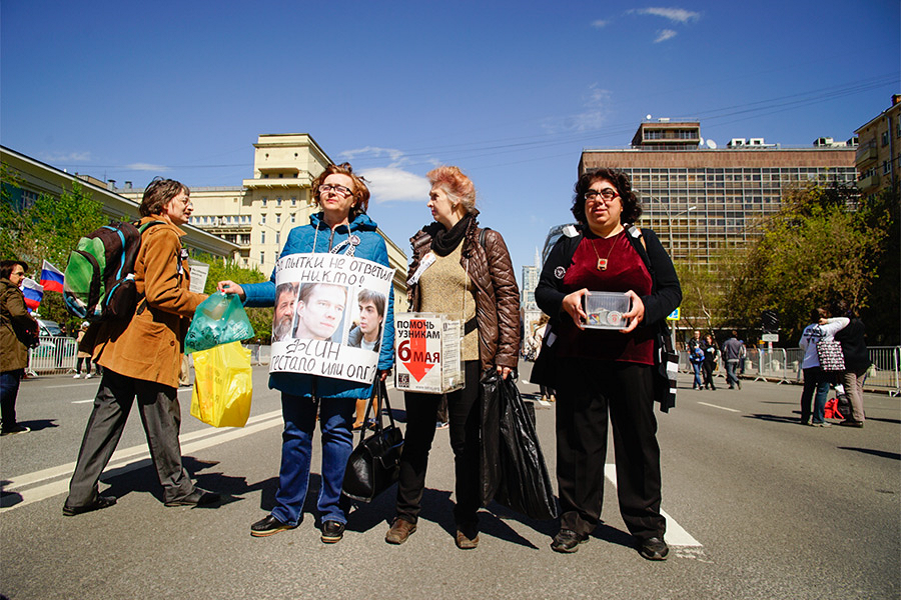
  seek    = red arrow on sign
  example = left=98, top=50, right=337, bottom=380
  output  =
left=404, top=319, right=435, bottom=381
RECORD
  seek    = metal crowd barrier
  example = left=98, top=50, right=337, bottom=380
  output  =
left=27, top=335, right=78, bottom=375
left=683, top=346, right=901, bottom=395
left=243, top=344, right=271, bottom=366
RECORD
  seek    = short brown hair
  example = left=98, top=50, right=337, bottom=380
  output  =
left=1, top=260, right=28, bottom=280
left=312, top=163, right=370, bottom=220
left=140, top=177, right=189, bottom=217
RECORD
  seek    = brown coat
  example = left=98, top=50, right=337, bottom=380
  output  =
left=87, top=217, right=206, bottom=388
left=408, top=215, right=521, bottom=371
left=0, top=278, right=38, bottom=372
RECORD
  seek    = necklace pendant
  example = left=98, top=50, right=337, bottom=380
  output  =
left=597, top=258, right=608, bottom=271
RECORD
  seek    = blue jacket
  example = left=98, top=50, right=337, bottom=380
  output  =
left=242, top=212, right=395, bottom=399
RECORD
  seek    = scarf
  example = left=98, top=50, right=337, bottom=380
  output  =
left=431, top=213, right=473, bottom=257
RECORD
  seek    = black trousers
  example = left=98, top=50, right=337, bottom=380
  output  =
left=395, top=360, right=482, bottom=530
left=66, top=368, right=195, bottom=507
left=554, top=358, right=665, bottom=540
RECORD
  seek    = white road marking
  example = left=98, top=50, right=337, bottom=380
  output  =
left=72, top=387, right=193, bottom=404
left=697, top=401, right=740, bottom=413
left=0, top=410, right=284, bottom=512
left=604, top=463, right=702, bottom=548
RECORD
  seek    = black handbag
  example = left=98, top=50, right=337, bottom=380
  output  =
left=342, top=379, right=404, bottom=503
left=653, top=323, right=678, bottom=413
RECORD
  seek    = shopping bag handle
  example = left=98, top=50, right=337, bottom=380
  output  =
left=358, top=376, right=395, bottom=438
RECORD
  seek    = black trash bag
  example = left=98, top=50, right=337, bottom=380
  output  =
left=480, top=370, right=502, bottom=506
left=489, top=374, right=557, bottom=520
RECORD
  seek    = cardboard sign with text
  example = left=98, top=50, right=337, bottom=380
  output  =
left=269, top=253, right=395, bottom=384
left=394, top=313, right=464, bottom=394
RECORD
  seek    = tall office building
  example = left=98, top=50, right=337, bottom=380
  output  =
left=855, top=94, right=900, bottom=199
left=579, top=120, right=858, bottom=266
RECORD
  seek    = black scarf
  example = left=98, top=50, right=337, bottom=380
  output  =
left=430, top=213, right=473, bottom=257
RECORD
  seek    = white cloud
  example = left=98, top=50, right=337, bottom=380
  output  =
left=41, top=151, right=92, bottom=163
left=361, top=167, right=430, bottom=203
left=654, top=29, right=678, bottom=42
left=339, top=146, right=408, bottom=168
left=542, top=84, right=612, bottom=133
left=631, top=7, right=700, bottom=23
left=591, top=19, right=608, bottom=28
left=126, top=163, right=169, bottom=172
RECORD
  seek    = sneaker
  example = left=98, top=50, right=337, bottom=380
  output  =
left=85, top=373, right=93, bottom=379
left=321, top=520, right=345, bottom=543
left=250, top=514, right=297, bottom=537
left=551, top=529, right=588, bottom=553
left=436, top=421, right=449, bottom=430
left=637, top=536, right=669, bottom=561
left=811, top=422, right=832, bottom=428
left=73, top=374, right=82, bottom=379
left=0, top=424, right=30, bottom=436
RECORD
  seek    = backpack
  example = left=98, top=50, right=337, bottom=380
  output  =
left=63, top=220, right=163, bottom=322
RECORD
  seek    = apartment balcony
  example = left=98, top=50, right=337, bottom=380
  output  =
left=857, top=174, right=880, bottom=190
left=243, top=172, right=314, bottom=189
left=855, top=144, right=878, bottom=166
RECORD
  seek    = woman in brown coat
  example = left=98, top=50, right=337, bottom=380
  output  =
left=1, top=260, right=39, bottom=435
left=385, top=166, right=520, bottom=549
left=64, top=178, right=219, bottom=516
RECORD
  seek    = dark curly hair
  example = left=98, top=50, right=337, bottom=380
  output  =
left=571, top=168, right=642, bottom=226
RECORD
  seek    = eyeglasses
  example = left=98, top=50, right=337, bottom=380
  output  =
left=320, top=184, right=353, bottom=197
left=584, top=188, right=619, bottom=203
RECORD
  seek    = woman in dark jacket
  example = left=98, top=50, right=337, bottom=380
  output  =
left=535, top=167, right=681, bottom=560
left=832, top=299, right=869, bottom=426
left=702, top=334, right=718, bottom=390
left=385, top=166, right=520, bottom=550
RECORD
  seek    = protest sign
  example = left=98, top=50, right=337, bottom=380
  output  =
left=269, top=253, right=395, bottom=384
left=394, top=313, right=464, bottom=394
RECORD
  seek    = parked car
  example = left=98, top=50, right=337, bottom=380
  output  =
left=35, top=318, right=66, bottom=337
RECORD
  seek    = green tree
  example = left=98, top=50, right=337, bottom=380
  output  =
left=191, top=253, right=273, bottom=342
left=723, top=181, right=890, bottom=345
left=1, top=172, right=107, bottom=329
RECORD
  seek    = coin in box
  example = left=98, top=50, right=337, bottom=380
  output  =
left=582, top=291, right=631, bottom=330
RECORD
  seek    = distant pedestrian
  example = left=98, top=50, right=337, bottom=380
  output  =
left=702, top=334, right=718, bottom=390
left=74, top=323, right=93, bottom=379
left=721, top=331, right=744, bottom=389
left=798, top=307, right=849, bottom=427
left=832, top=300, right=869, bottom=427
left=532, top=314, right=556, bottom=402
left=688, top=330, right=703, bottom=389
left=1, top=260, right=38, bottom=436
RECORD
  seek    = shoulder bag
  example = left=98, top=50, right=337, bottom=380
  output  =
left=816, top=339, right=845, bottom=372
left=342, top=379, right=404, bottom=503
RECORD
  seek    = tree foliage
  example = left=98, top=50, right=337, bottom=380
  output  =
left=723, top=181, right=894, bottom=345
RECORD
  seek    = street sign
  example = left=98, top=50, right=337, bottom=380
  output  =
left=667, top=307, right=680, bottom=321
left=761, top=333, right=779, bottom=342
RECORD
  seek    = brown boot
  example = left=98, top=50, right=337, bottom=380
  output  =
left=386, top=518, right=417, bottom=544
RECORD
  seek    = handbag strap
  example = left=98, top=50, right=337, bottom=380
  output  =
left=358, top=378, right=395, bottom=439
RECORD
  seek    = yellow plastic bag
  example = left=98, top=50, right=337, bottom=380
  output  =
left=190, top=341, right=253, bottom=427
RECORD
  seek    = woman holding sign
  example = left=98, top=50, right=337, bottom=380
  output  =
left=385, top=166, right=520, bottom=550
left=534, top=168, right=680, bottom=560
left=217, top=163, right=394, bottom=544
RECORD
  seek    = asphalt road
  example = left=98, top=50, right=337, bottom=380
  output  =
left=1, top=364, right=899, bottom=600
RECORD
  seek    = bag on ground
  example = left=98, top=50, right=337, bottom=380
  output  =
left=190, top=341, right=253, bottom=427
left=185, top=292, right=254, bottom=353
left=343, top=379, right=404, bottom=503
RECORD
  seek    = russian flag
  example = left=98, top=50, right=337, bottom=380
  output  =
left=40, top=260, right=65, bottom=293
left=22, top=278, right=44, bottom=310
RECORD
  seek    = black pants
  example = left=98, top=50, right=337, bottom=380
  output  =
left=66, top=368, right=195, bottom=508
left=702, top=361, right=716, bottom=389
left=395, top=360, right=482, bottom=530
left=554, top=358, right=665, bottom=540
left=0, top=369, right=24, bottom=430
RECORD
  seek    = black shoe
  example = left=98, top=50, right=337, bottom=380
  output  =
left=62, top=495, right=116, bottom=516
left=637, top=536, right=669, bottom=561
left=321, top=520, right=345, bottom=543
left=839, top=419, right=864, bottom=428
left=164, top=488, right=220, bottom=507
left=1, top=424, right=30, bottom=436
left=251, top=514, right=297, bottom=537
left=736, top=380, right=742, bottom=389
left=551, top=529, right=588, bottom=553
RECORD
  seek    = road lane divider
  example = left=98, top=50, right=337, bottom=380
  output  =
left=604, top=463, right=701, bottom=548
left=697, top=401, right=740, bottom=413
left=0, top=409, right=284, bottom=513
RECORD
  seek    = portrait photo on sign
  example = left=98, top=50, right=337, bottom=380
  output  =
left=269, top=253, right=395, bottom=384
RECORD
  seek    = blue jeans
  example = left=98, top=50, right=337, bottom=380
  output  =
left=271, top=394, right=356, bottom=526
left=691, top=363, right=703, bottom=388
left=800, top=367, right=831, bottom=424
left=725, top=360, right=740, bottom=388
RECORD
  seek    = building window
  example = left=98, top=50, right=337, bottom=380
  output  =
left=884, top=161, right=891, bottom=175
left=261, top=232, right=266, bottom=244
left=262, top=197, right=268, bottom=207
left=277, top=197, right=282, bottom=206
left=291, top=214, right=296, bottom=223
left=291, top=197, right=297, bottom=206
left=260, top=214, right=266, bottom=224
left=882, top=131, right=890, bottom=146
left=260, top=252, right=265, bottom=264
left=276, top=232, right=280, bottom=245
left=276, top=214, right=281, bottom=224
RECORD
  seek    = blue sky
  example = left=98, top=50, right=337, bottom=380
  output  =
left=2, top=0, right=898, bottom=281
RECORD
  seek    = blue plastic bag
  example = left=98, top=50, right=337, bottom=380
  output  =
left=185, top=292, right=254, bottom=354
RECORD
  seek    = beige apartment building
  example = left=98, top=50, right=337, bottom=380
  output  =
left=855, top=94, right=900, bottom=198
left=116, top=134, right=409, bottom=305
left=579, top=120, right=858, bottom=266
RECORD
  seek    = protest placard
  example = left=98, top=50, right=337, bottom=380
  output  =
left=269, top=253, right=395, bottom=384
left=394, top=313, right=464, bottom=394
